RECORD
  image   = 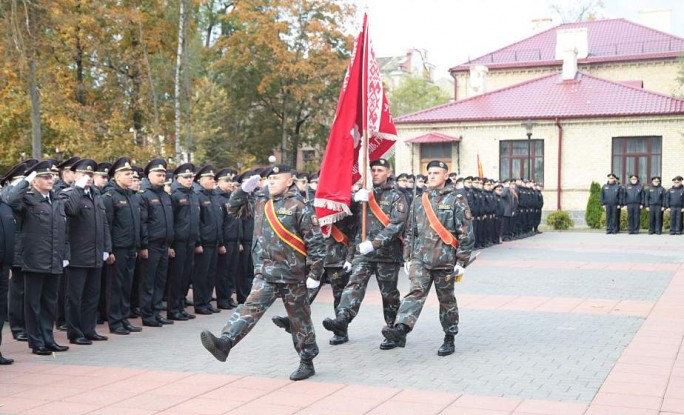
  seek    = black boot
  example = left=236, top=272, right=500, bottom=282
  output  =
left=437, top=334, right=455, bottom=356
left=322, top=316, right=348, bottom=343
left=271, top=316, right=292, bottom=334
left=380, top=324, right=407, bottom=350
left=329, top=333, right=348, bottom=345
left=200, top=330, right=233, bottom=362
left=289, top=359, right=315, bottom=381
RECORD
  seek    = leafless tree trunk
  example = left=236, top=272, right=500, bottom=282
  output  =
left=28, top=57, right=41, bottom=158
left=174, top=0, right=187, bottom=162
left=137, top=4, right=161, bottom=149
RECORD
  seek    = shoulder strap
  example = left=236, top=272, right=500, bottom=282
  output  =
left=368, top=191, right=390, bottom=226
left=421, top=192, right=458, bottom=249
left=264, top=199, right=307, bottom=256
left=330, top=224, right=349, bottom=246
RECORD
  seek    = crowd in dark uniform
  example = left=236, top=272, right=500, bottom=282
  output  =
left=0, top=156, right=254, bottom=364
left=602, top=173, right=684, bottom=235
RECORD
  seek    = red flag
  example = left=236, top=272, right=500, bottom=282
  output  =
left=477, top=154, right=484, bottom=179
left=314, top=14, right=396, bottom=236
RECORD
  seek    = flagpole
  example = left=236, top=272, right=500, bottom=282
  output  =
left=361, top=14, right=369, bottom=241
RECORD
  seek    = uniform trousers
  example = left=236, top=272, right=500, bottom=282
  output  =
left=337, top=259, right=400, bottom=326
left=0, top=264, right=9, bottom=347
left=605, top=204, right=620, bottom=233
left=237, top=240, right=254, bottom=304
left=669, top=207, right=683, bottom=234
left=193, top=243, right=218, bottom=310
left=168, top=241, right=195, bottom=314
left=8, top=266, right=26, bottom=338
left=216, top=241, right=240, bottom=306
left=24, top=272, right=59, bottom=349
left=107, top=247, right=137, bottom=330
left=65, top=267, right=101, bottom=339
left=626, top=204, right=641, bottom=233
left=139, top=243, right=169, bottom=320
left=648, top=206, right=663, bottom=234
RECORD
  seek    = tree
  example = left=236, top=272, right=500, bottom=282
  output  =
left=388, top=75, right=451, bottom=117
left=549, top=0, right=604, bottom=23
left=585, top=181, right=603, bottom=229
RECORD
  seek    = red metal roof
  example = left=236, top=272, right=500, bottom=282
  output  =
left=451, top=19, right=684, bottom=72
left=396, top=72, right=684, bottom=124
left=406, top=132, right=461, bottom=143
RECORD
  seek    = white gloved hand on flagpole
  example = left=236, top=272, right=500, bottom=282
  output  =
left=353, top=189, right=369, bottom=202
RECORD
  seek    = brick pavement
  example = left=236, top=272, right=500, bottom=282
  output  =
left=1, top=232, right=684, bottom=414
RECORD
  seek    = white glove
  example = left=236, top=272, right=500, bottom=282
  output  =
left=404, top=261, right=411, bottom=275
left=241, top=175, right=261, bottom=193
left=102, top=252, right=110, bottom=262
left=342, top=261, right=352, bottom=272
left=358, top=240, right=374, bottom=255
left=353, top=189, right=369, bottom=202
left=75, top=174, right=90, bottom=189
left=11, top=177, right=23, bottom=187
left=62, top=260, right=70, bottom=268
left=454, top=264, right=465, bottom=277
left=306, top=277, right=320, bottom=289
left=25, top=171, right=37, bottom=183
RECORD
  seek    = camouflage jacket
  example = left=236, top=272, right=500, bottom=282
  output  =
left=404, top=186, right=474, bottom=270
left=353, top=180, right=408, bottom=263
left=324, top=213, right=357, bottom=268
left=227, top=185, right=325, bottom=283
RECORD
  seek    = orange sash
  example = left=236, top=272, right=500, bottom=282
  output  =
left=330, top=225, right=349, bottom=246
left=368, top=191, right=391, bottom=226
left=421, top=192, right=458, bottom=249
left=264, top=200, right=307, bottom=256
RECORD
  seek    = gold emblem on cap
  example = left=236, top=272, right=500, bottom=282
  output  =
left=273, top=166, right=280, bottom=173
left=380, top=160, right=386, bottom=165
left=86, top=165, right=93, bottom=171
left=124, top=162, right=131, bottom=169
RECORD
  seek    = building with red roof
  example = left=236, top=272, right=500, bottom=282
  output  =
left=393, top=19, right=684, bottom=224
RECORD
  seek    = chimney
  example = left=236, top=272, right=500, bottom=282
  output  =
left=638, top=9, right=672, bottom=33
left=562, top=48, right=578, bottom=80
left=531, top=18, right=553, bottom=33
left=468, top=65, right=488, bottom=96
left=555, top=28, right=588, bottom=60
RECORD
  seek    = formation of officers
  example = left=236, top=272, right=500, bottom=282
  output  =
left=0, top=154, right=542, bottom=381
left=601, top=173, right=684, bottom=235
left=0, top=156, right=253, bottom=364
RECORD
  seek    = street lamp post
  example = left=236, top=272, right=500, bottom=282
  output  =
left=522, top=120, right=536, bottom=180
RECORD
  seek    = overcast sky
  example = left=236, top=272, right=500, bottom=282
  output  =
left=359, top=0, right=684, bottom=79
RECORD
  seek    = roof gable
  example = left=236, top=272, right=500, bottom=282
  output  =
left=451, top=18, right=684, bottom=71
left=396, top=72, right=684, bottom=124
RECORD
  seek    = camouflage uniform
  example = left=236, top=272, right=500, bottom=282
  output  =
left=335, top=180, right=407, bottom=326
left=396, top=186, right=474, bottom=335
left=222, top=185, right=325, bottom=360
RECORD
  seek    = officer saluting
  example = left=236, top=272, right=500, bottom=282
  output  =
left=139, top=159, right=175, bottom=327
left=200, top=164, right=325, bottom=381
left=382, top=160, right=474, bottom=356
left=102, top=157, right=143, bottom=335
left=215, top=168, right=240, bottom=310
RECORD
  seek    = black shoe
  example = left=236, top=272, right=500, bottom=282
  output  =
left=271, top=316, right=292, bottom=334
left=110, top=327, right=130, bottom=335
left=217, top=302, right=233, bottom=310
left=123, top=322, right=142, bottom=332
left=289, top=359, right=315, bottom=381
left=168, top=312, right=189, bottom=321
left=322, top=316, right=348, bottom=341
left=226, top=299, right=238, bottom=308
left=69, top=337, right=93, bottom=346
left=142, top=318, right=162, bottom=327
left=437, top=334, right=455, bottom=356
left=85, top=333, right=108, bottom=341
left=15, top=333, right=28, bottom=342
left=194, top=308, right=213, bottom=315
left=381, top=324, right=407, bottom=349
left=181, top=310, right=196, bottom=319
left=57, top=323, right=68, bottom=331
left=156, top=316, right=174, bottom=325
left=0, top=353, right=14, bottom=365
left=208, top=305, right=221, bottom=313
left=46, top=343, right=69, bottom=352
left=329, top=334, right=348, bottom=345
left=200, top=330, right=232, bottom=362
left=32, top=347, right=52, bottom=356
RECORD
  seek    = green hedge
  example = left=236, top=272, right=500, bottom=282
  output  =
left=600, top=208, right=670, bottom=231
left=547, top=210, right=575, bottom=230
left=585, top=181, right=603, bottom=229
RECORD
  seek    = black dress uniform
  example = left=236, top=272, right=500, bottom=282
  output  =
left=102, top=158, right=142, bottom=335
left=235, top=170, right=259, bottom=304
left=665, top=176, right=684, bottom=235
left=622, top=175, right=644, bottom=234
left=139, top=159, right=174, bottom=326
left=193, top=165, right=224, bottom=314
left=501, top=182, right=518, bottom=241
left=601, top=174, right=622, bottom=234
left=7, top=161, right=77, bottom=355
left=0, top=190, right=16, bottom=363
left=1, top=163, right=30, bottom=342
left=94, top=162, right=112, bottom=323
left=646, top=177, right=665, bottom=235
left=215, top=168, right=241, bottom=310
left=167, top=164, right=200, bottom=321
left=61, top=159, right=111, bottom=344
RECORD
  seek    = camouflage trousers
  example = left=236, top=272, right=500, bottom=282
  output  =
left=307, top=267, right=350, bottom=312
left=221, top=275, right=319, bottom=360
left=337, top=259, right=400, bottom=326
left=395, top=263, right=459, bottom=335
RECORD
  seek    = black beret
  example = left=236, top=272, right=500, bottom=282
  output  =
left=455, top=177, right=464, bottom=183
left=26, top=160, right=55, bottom=177
left=396, top=173, right=409, bottom=180
left=57, top=156, right=81, bottom=170
left=426, top=160, right=448, bottom=171
left=194, top=165, right=216, bottom=181
left=415, top=174, right=426, bottom=181
left=263, top=164, right=293, bottom=177
left=369, top=159, right=389, bottom=168
left=464, top=176, right=473, bottom=181
left=215, top=168, right=238, bottom=181
left=1, top=162, right=28, bottom=185
left=144, top=158, right=167, bottom=176
left=110, top=157, right=133, bottom=177
left=295, top=172, right=309, bottom=181
left=173, top=163, right=195, bottom=177
left=70, top=158, right=98, bottom=173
